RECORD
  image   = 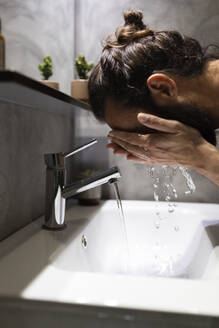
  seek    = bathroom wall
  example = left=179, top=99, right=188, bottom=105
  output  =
left=0, top=96, right=77, bottom=241
left=0, top=0, right=78, bottom=240
left=74, top=0, right=219, bottom=203
left=0, top=0, right=75, bottom=94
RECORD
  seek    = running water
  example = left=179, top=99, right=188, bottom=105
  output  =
left=179, top=167, right=196, bottom=194
left=110, top=180, right=130, bottom=272
left=148, top=165, right=196, bottom=276
left=148, top=166, right=162, bottom=229
left=148, top=165, right=196, bottom=229
left=162, top=165, right=178, bottom=214
left=148, top=165, right=178, bottom=229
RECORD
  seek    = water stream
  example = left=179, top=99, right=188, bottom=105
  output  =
left=110, top=180, right=130, bottom=272
left=148, top=165, right=196, bottom=276
left=179, top=167, right=196, bottom=194
left=148, top=165, right=196, bottom=230
left=107, top=166, right=196, bottom=276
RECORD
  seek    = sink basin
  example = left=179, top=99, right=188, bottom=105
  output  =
left=35, top=200, right=219, bottom=280
left=0, top=200, right=219, bottom=319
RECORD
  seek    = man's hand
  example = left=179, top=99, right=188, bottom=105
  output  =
left=107, top=141, right=148, bottom=163
left=107, top=113, right=212, bottom=168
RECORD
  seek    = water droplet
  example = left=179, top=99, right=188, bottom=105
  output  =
left=81, top=234, right=87, bottom=248
left=148, top=165, right=195, bottom=235
left=179, top=167, right=196, bottom=194
left=154, top=221, right=160, bottom=229
left=148, top=166, right=155, bottom=177
left=154, top=192, right=159, bottom=201
left=170, top=183, right=178, bottom=199
left=168, top=203, right=175, bottom=213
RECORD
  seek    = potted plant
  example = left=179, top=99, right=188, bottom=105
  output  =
left=77, top=169, right=102, bottom=206
left=38, top=55, right=59, bottom=90
left=71, top=54, right=94, bottom=101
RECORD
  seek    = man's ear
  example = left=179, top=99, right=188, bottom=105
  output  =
left=147, top=73, right=178, bottom=106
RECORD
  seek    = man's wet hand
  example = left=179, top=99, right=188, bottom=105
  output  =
left=107, top=113, right=208, bottom=168
left=107, top=141, right=148, bottom=163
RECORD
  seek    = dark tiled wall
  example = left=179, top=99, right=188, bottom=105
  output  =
left=0, top=100, right=75, bottom=241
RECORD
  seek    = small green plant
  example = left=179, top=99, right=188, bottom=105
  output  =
left=75, top=54, right=94, bottom=79
left=38, top=55, right=53, bottom=80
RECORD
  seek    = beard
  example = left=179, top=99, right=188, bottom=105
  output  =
left=146, top=98, right=217, bottom=146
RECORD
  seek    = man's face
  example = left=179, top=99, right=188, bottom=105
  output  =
left=105, top=97, right=217, bottom=146
left=105, top=98, right=155, bottom=134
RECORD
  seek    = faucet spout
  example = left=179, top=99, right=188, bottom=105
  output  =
left=62, top=167, right=121, bottom=199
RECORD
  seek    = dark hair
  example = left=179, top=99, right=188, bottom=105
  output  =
left=88, top=9, right=219, bottom=121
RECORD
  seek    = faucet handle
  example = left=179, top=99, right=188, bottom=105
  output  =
left=63, top=139, right=97, bottom=158
left=44, top=139, right=98, bottom=169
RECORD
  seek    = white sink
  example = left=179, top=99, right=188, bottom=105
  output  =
left=0, top=200, right=219, bottom=318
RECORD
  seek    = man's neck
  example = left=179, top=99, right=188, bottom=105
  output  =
left=177, top=59, right=219, bottom=129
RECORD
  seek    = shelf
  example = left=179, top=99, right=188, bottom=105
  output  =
left=0, top=70, right=90, bottom=112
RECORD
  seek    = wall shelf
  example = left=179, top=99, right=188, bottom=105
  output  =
left=0, top=70, right=90, bottom=112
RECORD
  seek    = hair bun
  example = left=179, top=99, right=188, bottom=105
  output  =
left=124, top=10, right=146, bottom=30
left=104, top=9, right=154, bottom=47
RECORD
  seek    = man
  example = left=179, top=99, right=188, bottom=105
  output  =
left=88, top=10, right=219, bottom=186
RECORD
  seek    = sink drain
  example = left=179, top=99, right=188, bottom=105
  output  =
left=81, top=235, right=87, bottom=248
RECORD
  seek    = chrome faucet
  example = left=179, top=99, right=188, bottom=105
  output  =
left=43, top=139, right=121, bottom=230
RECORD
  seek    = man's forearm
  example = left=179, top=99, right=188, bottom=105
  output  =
left=194, top=142, right=219, bottom=186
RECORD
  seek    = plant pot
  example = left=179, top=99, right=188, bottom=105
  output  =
left=40, top=80, right=59, bottom=90
left=71, top=79, right=88, bottom=101
left=78, top=186, right=102, bottom=206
